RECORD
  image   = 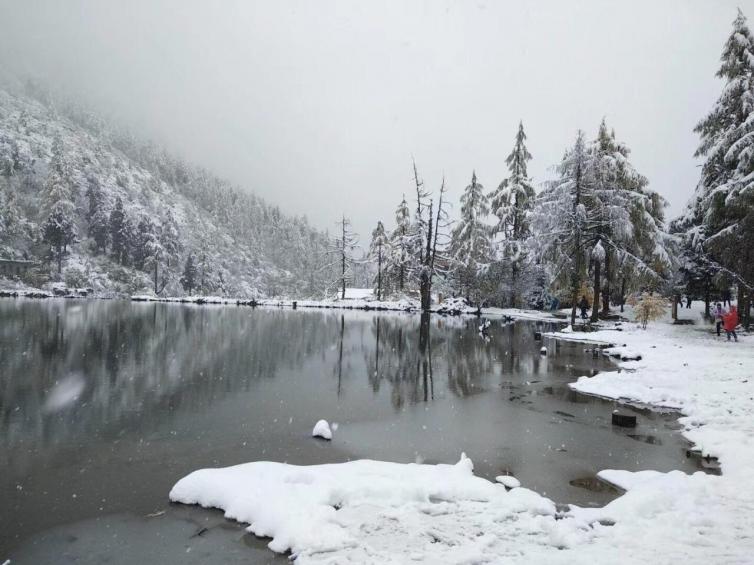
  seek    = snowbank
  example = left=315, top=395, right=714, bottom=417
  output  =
left=170, top=455, right=560, bottom=563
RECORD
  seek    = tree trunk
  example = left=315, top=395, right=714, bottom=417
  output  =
left=377, top=248, right=382, bottom=301
left=510, top=263, right=518, bottom=308
left=620, top=276, right=626, bottom=313
left=591, top=260, right=601, bottom=323
left=601, top=251, right=610, bottom=315
left=420, top=272, right=431, bottom=312
left=704, top=277, right=711, bottom=320
left=341, top=247, right=346, bottom=300
left=738, top=283, right=750, bottom=330
left=153, top=261, right=158, bottom=294
left=672, top=294, right=679, bottom=321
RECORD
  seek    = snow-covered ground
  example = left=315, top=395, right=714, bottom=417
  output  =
left=170, top=302, right=754, bottom=563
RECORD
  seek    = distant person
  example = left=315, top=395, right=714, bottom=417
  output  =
left=723, top=305, right=739, bottom=342
left=579, top=296, right=589, bottom=320
left=686, top=295, right=692, bottom=309
left=723, top=288, right=732, bottom=308
left=713, top=302, right=726, bottom=337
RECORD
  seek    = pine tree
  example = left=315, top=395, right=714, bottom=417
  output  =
left=180, top=253, right=197, bottom=294
left=160, top=209, right=181, bottom=267
left=369, top=220, right=389, bottom=300
left=41, top=137, right=77, bottom=275
left=42, top=204, right=76, bottom=275
left=85, top=176, right=102, bottom=224
left=387, top=196, right=412, bottom=293
left=681, top=8, right=754, bottom=325
left=109, top=197, right=129, bottom=265
left=489, top=121, right=535, bottom=306
left=132, top=215, right=158, bottom=270
left=532, top=131, right=596, bottom=326
left=90, top=207, right=109, bottom=254
left=450, top=171, right=491, bottom=303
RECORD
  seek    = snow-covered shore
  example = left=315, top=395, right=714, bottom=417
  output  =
left=129, top=293, right=564, bottom=321
left=170, top=304, right=754, bottom=563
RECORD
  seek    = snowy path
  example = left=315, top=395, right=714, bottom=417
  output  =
left=169, top=305, right=754, bottom=563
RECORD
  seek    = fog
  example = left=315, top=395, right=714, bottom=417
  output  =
left=1, top=0, right=750, bottom=237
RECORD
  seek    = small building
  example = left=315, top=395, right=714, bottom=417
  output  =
left=341, top=288, right=375, bottom=301
left=0, top=259, right=39, bottom=278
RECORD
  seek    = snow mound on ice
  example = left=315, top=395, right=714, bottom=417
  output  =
left=169, top=454, right=558, bottom=562
left=495, top=475, right=521, bottom=489
left=311, top=419, right=332, bottom=440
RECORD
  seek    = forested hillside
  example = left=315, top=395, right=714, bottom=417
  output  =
left=0, top=85, right=332, bottom=297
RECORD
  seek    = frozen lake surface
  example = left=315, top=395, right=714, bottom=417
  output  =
left=0, top=299, right=706, bottom=563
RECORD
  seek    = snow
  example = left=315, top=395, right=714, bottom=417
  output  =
left=311, top=420, right=332, bottom=440
left=495, top=475, right=521, bottom=489
left=170, top=454, right=560, bottom=563
left=172, top=302, right=754, bottom=562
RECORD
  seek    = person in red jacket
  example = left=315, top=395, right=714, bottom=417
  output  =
left=723, top=305, right=739, bottom=342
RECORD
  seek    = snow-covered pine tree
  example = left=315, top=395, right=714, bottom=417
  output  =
left=369, top=220, right=389, bottom=300
left=532, top=131, right=596, bottom=326
left=89, top=206, right=109, bottom=254
left=586, top=119, right=636, bottom=320
left=132, top=215, right=158, bottom=270
left=180, top=253, right=197, bottom=295
left=387, top=196, right=412, bottom=293
left=160, top=209, right=181, bottom=268
left=681, top=8, right=754, bottom=324
left=489, top=121, right=535, bottom=306
left=41, top=137, right=77, bottom=275
left=450, top=171, right=491, bottom=303
left=109, top=197, right=129, bottom=265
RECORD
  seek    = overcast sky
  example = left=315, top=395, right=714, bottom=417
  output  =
left=1, top=0, right=752, bottom=238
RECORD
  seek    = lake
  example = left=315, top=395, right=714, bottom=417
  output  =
left=0, top=299, right=705, bottom=563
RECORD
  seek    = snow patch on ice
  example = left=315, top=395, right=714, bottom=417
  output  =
left=312, top=420, right=332, bottom=440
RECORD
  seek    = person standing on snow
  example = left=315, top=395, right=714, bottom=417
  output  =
left=714, top=302, right=726, bottom=337
left=579, top=296, right=589, bottom=320
left=723, top=305, right=739, bottom=342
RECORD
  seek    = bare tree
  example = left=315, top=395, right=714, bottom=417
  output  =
left=325, top=215, right=360, bottom=299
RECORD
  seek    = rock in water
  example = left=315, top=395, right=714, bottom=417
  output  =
left=611, top=411, right=637, bottom=428
left=539, top=346, right=547, bottom=355
left=312, top=419, right=332, bottom=440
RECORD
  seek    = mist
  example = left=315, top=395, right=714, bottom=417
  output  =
left=1, top=0, right=749, bottom=237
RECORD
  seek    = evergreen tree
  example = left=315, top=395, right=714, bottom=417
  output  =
left=90, top=207, right=109, bottom=254
left=180, top=253, right=197, bottom=294
left=369, top=220, right=389, bottom=300
left=160, top=209, right=181, bottom=267
left=85, top=176, right=103, bottom=223
left=532, top=131, right=596, bottom=326
left=41, top=137, right=77, bottom=275
left=133, top=215, right=158, bottom=270
left=109, top=197, right=129, bottom=265
left=450, top=171, right=491, bottom=302
left=42, top=204, right=76, bottom=275
left=489, top=121, right=535, bottom=306
left=387, top=196, right=412, bottom=292
left=681, top=8, right=754, bottom=324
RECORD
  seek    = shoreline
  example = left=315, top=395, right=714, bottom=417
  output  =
left=1, top=289, right=566, bottom=322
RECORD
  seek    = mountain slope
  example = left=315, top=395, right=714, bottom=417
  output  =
left=0, top=87, right=331, bottom=297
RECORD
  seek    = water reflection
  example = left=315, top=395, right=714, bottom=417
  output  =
left=0, top=299, right=706, bottom=559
